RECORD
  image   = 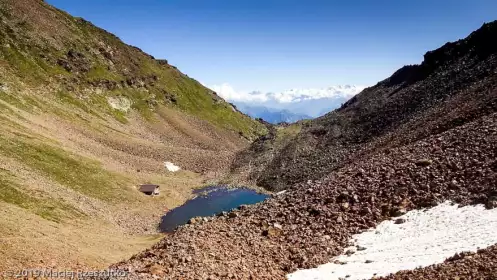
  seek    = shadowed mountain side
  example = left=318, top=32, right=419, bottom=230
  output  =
left=232, top=21, right=497, bottom=191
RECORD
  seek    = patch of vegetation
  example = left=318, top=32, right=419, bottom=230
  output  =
left=87, top=94, right=129, bottom=123
left=108, top=88, right=154, bottom=120
left=86, top=64, right=122, bottom=82
left=55, top=91, right=107, bottom=122
left=56, top=91, right=91, bottom=112
left=152, top=71, right=267, bottom=138
left=131, top=99, right=153, bottom=120
left=0, top=44, right=47, bottom=84
left=276, top=123, right=302, bottom=139
left=0, top=169, right=83, bottom=222
left=0, top=99, right=15, bottom=114
left=0, top=88, right=35, bottom=112
left=0, top=136, right=132, bottom=202
left=23, top=95, right=46, bottom=110
left=274, top=123, right=302, bottom=148
left=110, top=109, right=129, bottom=124
left=0, top=115, right=27, bottom=132
left=36, top=55, right=70, bottom=77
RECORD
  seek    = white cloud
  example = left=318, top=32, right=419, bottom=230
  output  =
left=208, top=83, right=367, bottom=118
left=209, top=83, right=365, bottom=104
left=210, top=83, right=269, bottom=103
left=277, top=85, right=366, bottom=103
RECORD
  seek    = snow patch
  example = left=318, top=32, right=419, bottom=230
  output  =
left=0, top=84, right=10, bottom=93
left=107, top=96, right=132, bottom=112
left=287, top=201, right=497, bottom=280
left=275, top=190, right=288, bottom=196
left=164, top=161, right=180, bottom=172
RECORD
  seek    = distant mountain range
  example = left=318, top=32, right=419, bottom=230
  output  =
left=210, top=84, right=365, bottom=124
left=233, top=103, right=312, bottom=124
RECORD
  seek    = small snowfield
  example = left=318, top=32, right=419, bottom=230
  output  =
left=288, top=201, right=497, bottom=280
left=164, top=161, right=181, bottom=172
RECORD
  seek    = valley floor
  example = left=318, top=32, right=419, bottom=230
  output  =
left=0, top=86, right=247, bottom=272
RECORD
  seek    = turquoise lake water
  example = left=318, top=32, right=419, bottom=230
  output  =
left=160, top=186, right=268, bottom=232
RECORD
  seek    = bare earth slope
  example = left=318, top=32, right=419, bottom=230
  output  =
left=113, top=22, right=497, bottom=279
left=0, top=0, right=265, bottom=271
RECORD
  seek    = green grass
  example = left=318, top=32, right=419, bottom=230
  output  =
left=276, top=124, right=302, bottom=139
left=0, top=93, right=31, bottom=124
left=151, top=70, right=267, bottom=138
left=86, top=94, right=129, bottom=123
left=108, top=88, right=155, bottom=120
left=0, top=100, right=14, bottom=114
left=55, top=90, right=110, bottom=122
left=110, top=109, right=129, bottom=124
left=86, top=64, right=122, bottom=82
left=0, top=89, right=35, bottom=112
left=131, top=99, right=154, bottom=120
left=36, top=55, right=70, bottom=77
left=0, top=168, right=83, bottom=222
left=56, top=91, right=91, bottom=113
left=0, top=45, right=47, bottom=84
left=0, top=115, right=27, bottom=132
left=0, top=39, right=68, bottom=86
left=0, top=2, right=267, bottom=139
left=274, top=123, right=302, bottom=147
left=0, top=136, right=132, bottom=202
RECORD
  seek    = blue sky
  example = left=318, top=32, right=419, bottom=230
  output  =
left=47, top=0, right=497, bottom=92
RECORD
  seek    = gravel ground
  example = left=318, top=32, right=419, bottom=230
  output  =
left=379, top=245, right=497, bottom=279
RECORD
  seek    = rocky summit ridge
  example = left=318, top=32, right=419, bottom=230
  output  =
left=233, top=20, right=497, bottom=192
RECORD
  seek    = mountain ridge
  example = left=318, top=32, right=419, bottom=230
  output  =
left=0, top=0, right=265, bottom=139
left=232, top=20, right=497, bottom=191
left=233, top=102, right=312, bottom=124
left=0, top=0, right=265, bottom=270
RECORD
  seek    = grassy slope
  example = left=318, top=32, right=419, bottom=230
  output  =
left=0, top=0, right=265, bottom=139
left=0, top=0, right=266, bottom=270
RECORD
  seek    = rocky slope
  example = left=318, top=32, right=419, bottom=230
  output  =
left=113, top=111, right=497, bottom=279
left=379, top=245, right=497, bottom=279
left=0, top=0, right=265, bottom=271
left=111, top=22, right=497, bottom=279
left=233, top=21, right=497, bottom=191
